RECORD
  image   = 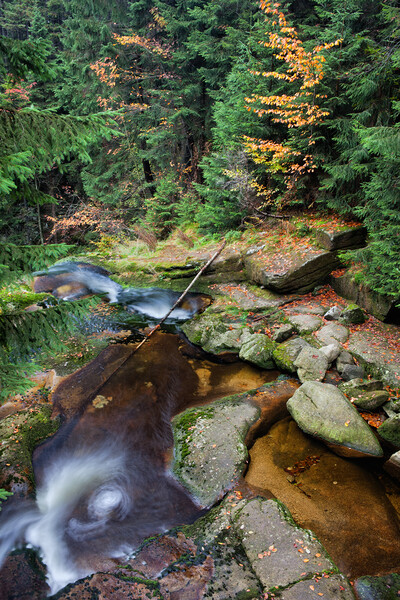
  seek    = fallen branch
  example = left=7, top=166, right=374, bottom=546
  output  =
left=132, top=239, right=227, bottom=355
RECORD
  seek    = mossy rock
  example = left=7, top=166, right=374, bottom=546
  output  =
left=272, top=338, right=309, bottom=373
left=377, top=415, right=400, bottom=449
left=339, top=304, right=366, bottom=325
left=181, top=312, right=252, bottom=355
left=239, top=333, right=276, bottom=369
left=0, top=404, right=60, bottom=493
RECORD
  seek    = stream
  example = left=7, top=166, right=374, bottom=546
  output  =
left=1, top=262, right=400, bottom=596
left=0, top=262, right=275, bottom=594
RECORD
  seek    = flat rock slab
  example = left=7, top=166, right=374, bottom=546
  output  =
left=315, top=226, right=367, bottom=251
left=315, top=323, right=349, bottom=346
left=210, top=283, right=287, bottom=310
left=278, top=573, right=355, bottom=599
left=172, top=395, right=260, bottom=506
left=348, top=329, right=400, bottom=387
left=287, top=314, right=323, bottom=334
left=244, top=248, right=341, bottom=294
left=287, top=382, right=383, bottom=457
left=232, top=498, right=342, bottom=593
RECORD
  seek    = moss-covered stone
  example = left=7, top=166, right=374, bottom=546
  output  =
left=172, top=395, right=259, bottom=506
left=354, top=573, right=400, bottom=600
left=181, top=312, right=252, bottom=355
left=0, top=404, right=60, bottom=493
left=377, top=415, right=400, bottom=449
left=340, top=304, right=366, bottom=325
left=272, top=338, right=309, bottom=373
left=239, top=334, right=276, bottom=369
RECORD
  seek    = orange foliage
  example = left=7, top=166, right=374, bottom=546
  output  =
left=244, top=1, right=341, bottom=204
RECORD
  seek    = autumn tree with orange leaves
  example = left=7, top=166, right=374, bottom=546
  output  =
left=244, top=0, right=341, bottom=208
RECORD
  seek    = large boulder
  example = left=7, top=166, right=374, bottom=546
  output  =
left=331, top=270, right=395, bottom=321
left=244, top=248, right=341, bottom=294
left=287, top=382, right=383, bottom=457
left=272, top=338, right=310, bottom=373
left=172, top=395, right=260, bottom=506
left=294, top=346, right=329, bottom=383
left=238, top=333, right=276, bottom=369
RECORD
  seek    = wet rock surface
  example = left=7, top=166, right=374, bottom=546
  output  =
left=0, top=549, right=49, bottom=600
left=246, top=418, right=400, bottom=579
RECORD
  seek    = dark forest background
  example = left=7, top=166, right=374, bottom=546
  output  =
left=0, top=0, right=399, bottom=298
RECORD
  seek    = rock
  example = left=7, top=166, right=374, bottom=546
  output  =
left=181, top=312, right=251, bottom=355
left=238, top=333, right=276, bottom=369
left=350, top=390, right=390, bottom=411
left=383, top=399, right=400, bottom=418
left=331, top=270, right=395, bottom=321
left=377, top=415, right=400, bottom=449
left=53, top=573, right=164, bottom=600
left=272, top=338, right=310, bottom=373
left=0, top=404, right=60, bottom=495
left=287, top=382, right=383, bottom=457
left=341, top=364, right=365, bottom=381
left=278, top=574, right=355, bottom=599
left=384, top=451, right=400, bottom=481
left=244, top=248, right=341, bottom=294
left=233, top=498, right=335, bottom=592
left=338, top=378, right=384, bottom=395
left=294, top=346, right=329, bottom=383
left=316, top=323, right=349, bottom=346
left=347, top=329, right=400, bottom=387
left=324, top=305, right=343, bottom=321
left=354, top=573, right=400, bottom=600
left=319, top=343, right=341, bottom=364
left=272, top=323, right=295, bottom=343
left=315, top=225, right=367, bottom=251
left=172, top=395, right=260, bottom=506
left=287, top=314, right=323, bottom=334
left=0, top=548, right=49, bottom=600
left=0, top=402, right=24, bottom=420
left=339, top=304, right=366, bottom=325
left=336, top=351, right=355, bottom=374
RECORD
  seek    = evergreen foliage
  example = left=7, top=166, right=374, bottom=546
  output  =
left=0, top=0, right=399, bottom=299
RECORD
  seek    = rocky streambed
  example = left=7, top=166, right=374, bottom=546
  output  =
left=1, top=223, right=400, bottom=599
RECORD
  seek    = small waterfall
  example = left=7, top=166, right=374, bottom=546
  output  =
left=0, top=432, right=200, bottom=594
left=34, top=261, right=204, bottom=320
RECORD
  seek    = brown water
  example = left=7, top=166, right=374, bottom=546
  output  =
left=0, top=333, right=276, bottom=594
left=245, top=417, right=400, bottom=579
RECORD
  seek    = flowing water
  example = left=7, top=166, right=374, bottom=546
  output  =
left=0, top=262, right=276, bottom=594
